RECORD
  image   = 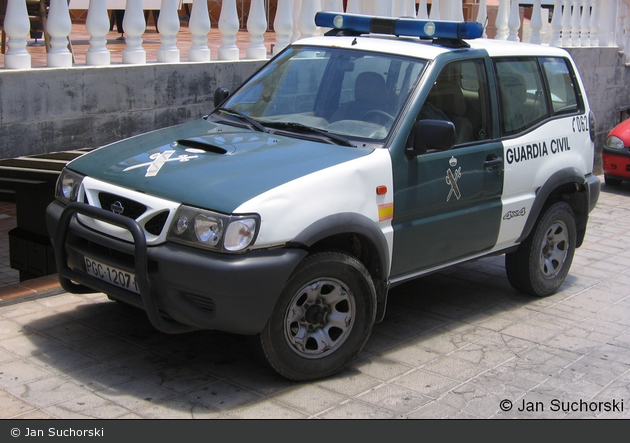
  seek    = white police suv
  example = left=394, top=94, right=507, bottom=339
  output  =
left=47, top=12, right=600, bottom=380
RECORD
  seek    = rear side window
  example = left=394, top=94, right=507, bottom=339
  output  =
left=494, top=58, right=548, bottom=136
left=540, top=57, right=580, bottom=116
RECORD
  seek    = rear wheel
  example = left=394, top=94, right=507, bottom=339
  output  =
left=257, top=251, right=377, bottom=381
left=505, top=202, right=577, bottom=297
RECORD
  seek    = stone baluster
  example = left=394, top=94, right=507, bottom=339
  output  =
left=590, top=0, right=600, bottom=46
left=550, top=0, right=563, bottom=46
left=507, top=0, right=521, bottom=41
left=429, top=0, right=441, bottom=20
left=453, top=0, right=464, bottom=21
left=529, top=0, right=543, bottom=44
left=373, top=0, right=390, bottom=16
left=405, top=0, right=416, bottom=17
left=570, top=0, right=581, bottom=46
left=47, top=0, right=73, bottom=67
left=291, top=0, right=301, bottom=42
left=298, top=0, right=320, bottom=38
left=393, top=0, right=406, bottom=17
left=122, top=0, right=147, bottom=64
left=218, top=0, right=239, bottom=60
left=346, top=0, right=361, bottom=14
left=85, top=0, right=110, bottom=65
left=476, top=0, right=487, bottom=38
left=3, top=0, right=31, bottom=69
left=246, top=0, right=267, bottom=59
left=561, top=0, right=572, bottom=46
left=328, top=0, right=344, bottom=12
left=617, top=0, right=625, bottom=53
left=273, top=0, right=293, bottom=55
left=417, top=0, right=428, bottom=19
left=580, top=0, right=591, bottom=46
left=495, top=0, right=509, bottom=40
left=188, top=0, right=211, bottom=61
left=157, top=0, right=180, bottom=62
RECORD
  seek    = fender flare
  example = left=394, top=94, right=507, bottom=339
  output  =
left=517, top=167, right=590, bottom=244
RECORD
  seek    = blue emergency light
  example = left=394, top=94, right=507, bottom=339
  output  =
left=315, top=11, right=484, bottom=40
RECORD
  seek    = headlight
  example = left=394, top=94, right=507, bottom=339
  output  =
left=605, top=135, right=626, bottom=150
left=55, top=169, right=84, bottom=204
left=168, top=205, right=259, bottom=253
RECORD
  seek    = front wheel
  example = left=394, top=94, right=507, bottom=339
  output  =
left=505, top=202, right=577, bottom=297
left=256, top=251, right=377, bottom=381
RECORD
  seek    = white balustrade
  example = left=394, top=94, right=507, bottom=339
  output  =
left=188, top=0, right=211, bottom=62
left=4, top=0, right=32, bottom=69
left=218, top=0, right=239, bottom=60
left=157, top=0, right=181, bottom=62
left=47, top=0, right=73, bottom=67
left=3, top=0, right=629, bottom=71
left=122, top=0, right=147, bottom=64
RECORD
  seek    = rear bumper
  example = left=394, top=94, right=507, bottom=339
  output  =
left=47, top=200, right=307, bottom=335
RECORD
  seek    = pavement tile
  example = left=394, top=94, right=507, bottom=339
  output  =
left=273, top=384, right=349, bottom=416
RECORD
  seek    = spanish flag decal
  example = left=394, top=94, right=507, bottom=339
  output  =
left=378, top=203, right=394, bottom=222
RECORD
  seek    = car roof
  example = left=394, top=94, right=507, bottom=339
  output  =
left=293, top=34, right=571, bottom=60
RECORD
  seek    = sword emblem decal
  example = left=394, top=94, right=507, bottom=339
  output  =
left=123, top=150, right=199, bottom=177
left=445, top=156, right=462, bottom=202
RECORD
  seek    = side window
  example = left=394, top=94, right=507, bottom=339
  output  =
left=419, top=59, right=491, bottom=145
left=541, top=57, right=580, bottom=115
left=494, top=58, right=548, bottom=136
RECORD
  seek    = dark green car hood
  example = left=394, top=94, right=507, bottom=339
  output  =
left=68, top=118, right=370, bottom=213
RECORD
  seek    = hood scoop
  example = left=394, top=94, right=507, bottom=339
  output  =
left=176, top=138, right=230, bottom=155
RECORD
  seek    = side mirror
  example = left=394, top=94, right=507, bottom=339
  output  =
left=214, top=88, right=230, bottom=108
left=408, top=119, right=456, bottom=156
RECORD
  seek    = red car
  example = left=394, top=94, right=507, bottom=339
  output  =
left=603, top=116, right=630, bottom=186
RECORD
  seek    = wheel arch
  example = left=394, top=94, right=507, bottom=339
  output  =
left=518, top=167, right=592, bottom=248
left=286, top=213, right=391, bottom=321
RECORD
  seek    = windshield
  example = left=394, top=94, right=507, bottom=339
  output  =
left=219, top=46, right=427, bottom=143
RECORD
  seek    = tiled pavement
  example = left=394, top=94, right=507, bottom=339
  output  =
left=1, top=178, right=630, bottom=419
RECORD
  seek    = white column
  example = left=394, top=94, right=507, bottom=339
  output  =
left=188, top=0, right=211, bottom=61
left=507, top=0, right=521, bottom=41
left=590, top=0, right=600, bottom=46
left=291, top=0, right=301, bottom=42
left=3, top=0, right=32, bottom=69
left=453, top=0, right=464, bottom=21
left=218, top=0, right=239, bottom=60
left=580, top=0, right=591, bottom=46
left=570, top=0, right=581, bottom=46
left=393, top=0, right=406, bottom=17
left=122, top=0, right=147, bottom=64
left=246, top=0, right=267, bottom=59
left=86, top=0, right=111, bottom=65
left=529, top=0, right=543, bottom=44
left=561, top=0, right=572, bottom=46
left=157, top=0, right=180, bottom=62
left=327, top=0, right=344, bottom=12
left=47, top=0, right=73, bottom=67
left=550, top=0, right=563, bottom=46
left=298, top=0, right=320, bottom=38
left=417, top=0, right=428, bottom=19
left=373, top=0, right=390, bottom=16
left=346, top=0, right=361, bottom=14
left=476, top=0, right=487, bottom=37
left=495, top=0, right=509, bottom=40
left=405, top=0, right=416, bottom=17
left=273, top=0, right=293, bottom=55
left=429, top=0, right=441, bottom=20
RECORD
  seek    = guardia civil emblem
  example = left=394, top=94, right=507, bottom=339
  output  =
left=446, top=156, right=461, bottom=202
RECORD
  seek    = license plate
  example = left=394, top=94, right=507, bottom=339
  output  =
left=84, top=256, right=139, bottom=294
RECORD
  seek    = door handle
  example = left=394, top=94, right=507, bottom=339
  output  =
left=484, top=157, right=503, bottom=170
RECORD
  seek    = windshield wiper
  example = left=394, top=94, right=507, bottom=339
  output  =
left=263, top=121, right=355, bottom=147
left=214, top=108, right=268, bottom=133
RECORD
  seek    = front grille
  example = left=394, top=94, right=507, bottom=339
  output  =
left=145, top=211, right=170, bottom=236
left=98, top=192, right=147, bottom=219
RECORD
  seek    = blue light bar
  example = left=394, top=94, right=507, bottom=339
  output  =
left=315, top=12, right=484, bottom=40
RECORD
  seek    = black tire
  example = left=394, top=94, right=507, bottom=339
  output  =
left=505, top=202, right=577, bottom=297
left=256, top=251, right=377, bottom=381
left=604, top=175, right=622, bottom=186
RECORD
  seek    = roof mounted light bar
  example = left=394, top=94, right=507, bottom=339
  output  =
left=315, top=11, right=484, bottom=40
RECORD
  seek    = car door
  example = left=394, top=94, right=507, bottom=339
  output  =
left=390, top=58, right=504, bottom=279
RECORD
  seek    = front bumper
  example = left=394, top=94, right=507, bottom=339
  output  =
left=603, top=150, right=630, bottom=180
left=47, top=201, right=307, bottom=335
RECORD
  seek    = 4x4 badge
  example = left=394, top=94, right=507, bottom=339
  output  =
left=123, top=150, right=199, bottom=177
left=446, top=156, right=461, bottom=201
